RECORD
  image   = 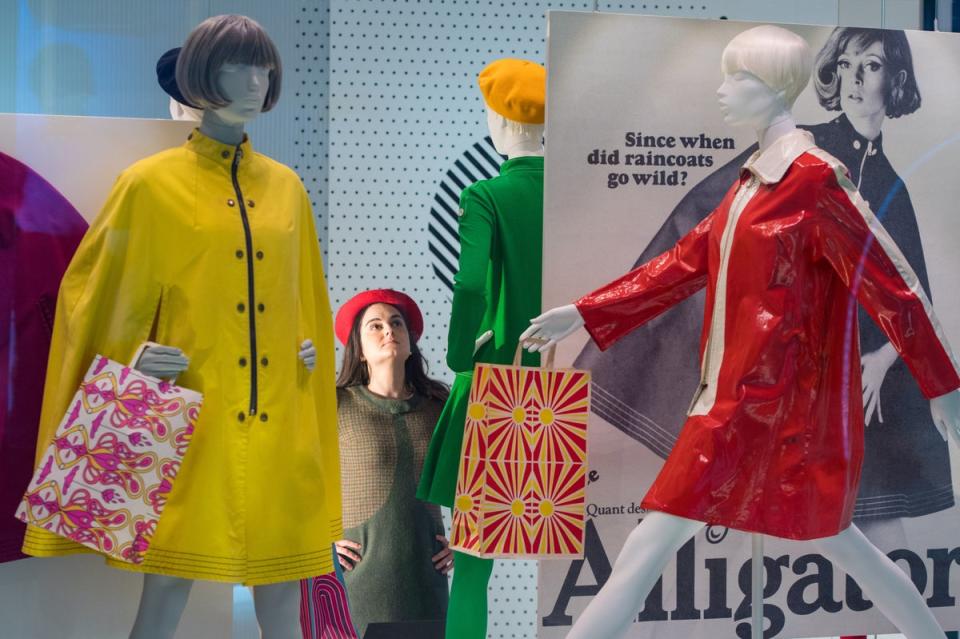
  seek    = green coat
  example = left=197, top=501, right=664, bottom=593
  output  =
left=417, top=155, right=544, bottom=507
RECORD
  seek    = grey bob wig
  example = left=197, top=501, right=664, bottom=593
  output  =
left=176, top=14, right=282, bottom=111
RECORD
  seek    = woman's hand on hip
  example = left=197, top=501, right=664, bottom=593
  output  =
left=432, top=535, right=454, bottom=575
left=334, top=539, right=362, bottom=571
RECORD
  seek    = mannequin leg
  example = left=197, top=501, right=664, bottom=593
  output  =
left=129, top=574, right=194, bottom=639
left=252, top=581, right=301, bottom=639
left=567, top=511, right=705, bottom=639
left=446, top=552, right=494, bottom=639
left=810, top=524, right=942, bottom=639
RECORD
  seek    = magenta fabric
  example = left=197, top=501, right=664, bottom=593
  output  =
left=0, top=152, right=87, bottom=562
left=299, top=570, right=359, bottom=639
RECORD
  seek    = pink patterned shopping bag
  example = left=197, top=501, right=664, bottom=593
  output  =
left=15, top=347, right=202, bottom=563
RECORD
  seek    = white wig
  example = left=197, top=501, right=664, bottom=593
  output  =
left=721, top=25, right=812, bottom=108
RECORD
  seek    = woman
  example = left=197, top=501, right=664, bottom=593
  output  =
left=575, top=27, right=952, bottom=523
left=333, top=289, right=453, bottom=637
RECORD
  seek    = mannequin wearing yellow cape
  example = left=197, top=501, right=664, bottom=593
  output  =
left=21, top=129, right=342, bottom=586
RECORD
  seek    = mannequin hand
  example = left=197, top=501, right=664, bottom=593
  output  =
left=520, top=304, right=584, bottom=352
left=861, top=343, right=898, bottom=426
left=930, top=389, right=960, bottom=444
left=135, top=345, right=189, bottom=379
left=334, top=539, right=362, bottom=572
left=432, top=535, right=454, bottom=575
left=474, top=330, right=493, bottom=355
left=298, top=339, right=316, bottom=372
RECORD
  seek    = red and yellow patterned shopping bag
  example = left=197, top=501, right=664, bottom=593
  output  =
left=451, top=345, right=589, bottom=558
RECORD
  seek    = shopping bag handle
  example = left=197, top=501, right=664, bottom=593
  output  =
left=514, top=340, right=555, bottom=369
left=129, top=341, right=179, bottom=384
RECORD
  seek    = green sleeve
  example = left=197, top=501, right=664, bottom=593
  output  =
left=446, top=186, right=494, bottom=372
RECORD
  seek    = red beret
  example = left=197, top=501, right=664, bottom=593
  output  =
left=335, top=289, right=424, bottom=346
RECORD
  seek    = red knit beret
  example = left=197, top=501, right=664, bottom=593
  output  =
left=335, top=289, right=424, bottom=345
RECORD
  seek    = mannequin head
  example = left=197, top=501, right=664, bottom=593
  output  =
left=718, top=25, right=811, bottom=130
left=177, top=14, right=281, bottom=134
left=486, top=106, right=544, bottom=157
left=477, top=58, right=546, bottom=158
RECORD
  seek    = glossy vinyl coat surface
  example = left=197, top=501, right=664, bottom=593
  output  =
left=576, top=130, right=960, bottom=539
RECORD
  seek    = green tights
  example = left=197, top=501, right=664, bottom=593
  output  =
left=445, top=551, right=494, bottom=639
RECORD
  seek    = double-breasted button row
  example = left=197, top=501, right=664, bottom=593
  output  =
left=235, top=411, right=269, bottom=423
left=236, top=302, right=264, bottom=314
left=234, top=248, right=265, bottom=260
left=237, top=356, right=269, bottom=367
left=235, top=300, right=265, bottom=314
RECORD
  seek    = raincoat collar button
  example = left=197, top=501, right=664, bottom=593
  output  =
left=184, top=128, right=254, bottom=164
left=227, top=199, right=236, bottom=207
left=259, top=413, right=269, bottom=422
left=256, top=250, right=264, bottom=260
left=237, top=412, right=245, bottom=422
left=236, top=249, right=244, bottom=259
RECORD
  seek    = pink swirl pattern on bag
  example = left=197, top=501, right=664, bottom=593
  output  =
left=16, top=355, right=202, bottom=563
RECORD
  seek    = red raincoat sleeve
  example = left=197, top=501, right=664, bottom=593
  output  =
left=574, top=210, right=715, bottom=351
left=814, top=161, right=960, bottom=398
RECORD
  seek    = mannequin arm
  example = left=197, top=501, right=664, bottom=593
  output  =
left=134, top=345, right=189, bottom=378
left=521, top=304, right=584, bottom=352
left=573, top=210, right=716, bottom=351
left=298, top=338, right=316, bottom=371
left=815, top=163, right=960, bottom=398
left=446, top=188, right=494, bottom=372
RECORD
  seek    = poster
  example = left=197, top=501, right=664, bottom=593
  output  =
left=539, top=12, right=960, bottom=638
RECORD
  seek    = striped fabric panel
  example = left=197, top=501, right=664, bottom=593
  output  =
left=299, top=572, right=359, bottom=639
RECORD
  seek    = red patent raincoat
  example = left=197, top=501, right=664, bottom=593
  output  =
left=576, top=130, right=960, bottom=539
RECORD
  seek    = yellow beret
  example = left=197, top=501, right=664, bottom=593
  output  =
left=477, top=58, right=546, bottom=125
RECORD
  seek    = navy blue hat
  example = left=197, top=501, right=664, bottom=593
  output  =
left=156, top=47, right=200, bottom=109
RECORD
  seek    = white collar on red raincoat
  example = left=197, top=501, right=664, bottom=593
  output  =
left=741, top=129, right=816, bottom=185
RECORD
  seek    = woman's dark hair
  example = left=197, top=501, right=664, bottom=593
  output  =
left=336, top=303, right=449, bottom=402
left=814, top=27, right=920, bottom=118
